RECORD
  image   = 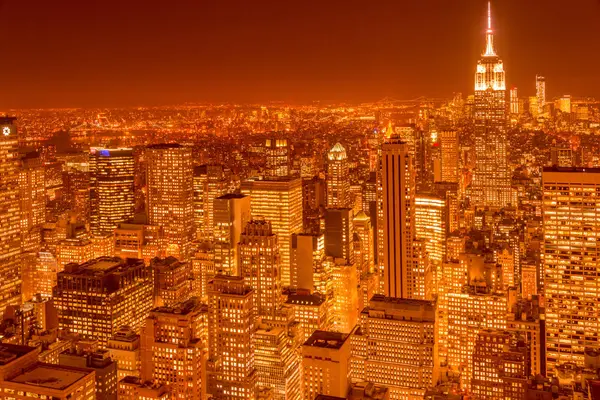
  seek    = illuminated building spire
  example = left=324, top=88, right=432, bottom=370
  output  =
left=483, top=1, right=496, bottom=57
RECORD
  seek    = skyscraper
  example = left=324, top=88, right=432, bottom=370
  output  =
left=146, top=144, right=194, bottom=260
left=207, top=275, right=256, bottom=400
left=350, top=296, right=438, bottom=399
left=536, top=75, right=546, bottom=115
left=265, top=137, right=290, bottom=178
left=141, top=298, right=208, bottom=400
left=326, top=142, right=350, bottom=208
left=472, top=2, right=511, bottom=208
left=193, top=165, right=229, bottom=240
left=213, top=193, right=251, bottom=276
left=542, top=167, right=600, bottom=371
left=0, top=117, right=22, bottom=310
left=381, top=136, right=414, bottom=298
left=241, top=177, right=303, bottom=287
left=54, top=257, right=153, bottom=348
left=324, top=208, right=355, bottom=265
left=439, top=130, right=459, bottom=183
left=510, top=86, right=519, bottom=115
left=238, top=219, right=281, bottom=320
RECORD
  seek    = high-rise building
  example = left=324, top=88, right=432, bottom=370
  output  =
left=439, top=130, right=459, bottom=183
left=447, top=289, right=507, bottom=389
left=150, top=256, right=191, bottom=307
left=330, top=259, right=358, bottom=334
left=141, top=298, right=208, bottom=400
left=0, top=117, right=22, bottom=311
left=327, top=143, right=350, bottom=208
left=381, top=136, right=414, bottom=298
left=542, top=167, right=600, bottom=371
left=353, top=211, right=374, bottom=275
left=213, top=193, right=251, bottom=276
left=557, top=95, right=572, bottom=114
left=350, top=296, right=438, bottom=399
left=19, top=151, right=45, bottom=239
left=146, top=144, right=194, bottom=260
left=472, top=3, right=511, bottom=208
left=207, top=275, right=256, bottom=400
left=291, top=233, right=326, bottom=292
left=241, top=177, right=303, bottom=287
left=193, top=165, right=229, bottom=240
left=415, top=194, right=446, bottom=267
left=510, top=86, right=519, bottom=115
left=89, top=148, right=135, bottom=236
left=285, top=293, right=332, bottom=343
left=302, top=330, right=351, bottom=400
left=255, top=324, right=301, bottom=400
left=536, top=75, right=546, bottom=115
left=265, top=137, right=289, bottom=178
left=239, top=219, right=281, bottom=320
left=54, top=257, right=153, bottom=347
left=324, top=208, right=355, bottom=265
left=106, top=326, right=141, bottom=380
left=471, top=329, right=528, bottom=400
left=0, top=345, right=95, bottom=400
left=59, top=348, right=118, bottom=400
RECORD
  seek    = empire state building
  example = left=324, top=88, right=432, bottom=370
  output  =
left=471, top=2, right=512, bottom=208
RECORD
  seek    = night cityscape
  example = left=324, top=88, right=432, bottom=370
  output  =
left=1, top=1, right=600, bottom=399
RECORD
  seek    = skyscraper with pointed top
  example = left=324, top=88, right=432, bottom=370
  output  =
left=471, top=2, right=511, bottom=208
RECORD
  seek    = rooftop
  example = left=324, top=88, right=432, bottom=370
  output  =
left=216, top=193, right=247, bottom=200
left=285, top=293, right=325, bottom=306
left=304, top=330, right=349, bottom=349
left=543, top=166, right=600, bottom=174
left=9, top=363, right=92, bottom=390
left=0, top=344, right=37, bottom=366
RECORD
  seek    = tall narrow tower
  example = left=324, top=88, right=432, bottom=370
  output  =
left=89, top=148, right=135, bottom=236
left=146, top=144, right=194, bottom=260
left=0, top=117, right=21, bottom=309
left=472, top=2, right=511, bottom=208
left=381, top=135, right=415, bottom=299
left=326, top=142, right=350, bottom=208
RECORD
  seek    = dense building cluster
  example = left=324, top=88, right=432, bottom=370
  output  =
left=2, top=3, right=600, bottom=400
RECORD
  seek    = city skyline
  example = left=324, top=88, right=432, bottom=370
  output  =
left=1, top=2, right=600, bottom=400
left=0, top=0, right=600, bottom=108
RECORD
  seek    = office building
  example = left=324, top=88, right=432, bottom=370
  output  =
left=59, top=348, right=118, bottom=400
left=324, top=208, right=355, bottom=265
left=213, top=193, right=251, bottom=276
left=241, top=176, right=303, bottom=287
left=239, top=219, right=281, bottom=319
left=381, top=135, right=415, bottom=298
left=510, top=86, right=519, bottom=115
left=472, top=3, right=511, bottom=207
left=89, top=148, right=135, bottom=236
left=141, top=298, right=207, bottom=400
left=0, top=117, right=22, bottom=311
left=146, top=144, right=194, bottom=260
left=351, top=296, right=438, bottom=399
left=207, top=275, right=256, bottom=400
left=0, top=344, right=95, bottom=400
left=471, top=329, right=528, bottom=400
left=255, top=325, right=301, bottom=400
left=330, top=259, right=358, bottom=334
left=440, top=130, right=459, bottom=183
left=118, top=377, right=170, bottom=400
left=302, top=330, right=351, bottom=400
left=536, top=75, right=546, bottom=115
left=150, top=256, right=192, bottom=307
left=106, top=326, right=141, bottom=380
left=54, top=257, right=153, bottom=348
left=291, top=233, right=326, bottom=292
left=542, top=167, right=600, bottom=371
left=193, top=165, right=229, bottom=240
left=327, top=143, right=350, bottom=208
left=285, top=293, right=331, bottom=343
left=265, top=137, right=290, bottom=178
